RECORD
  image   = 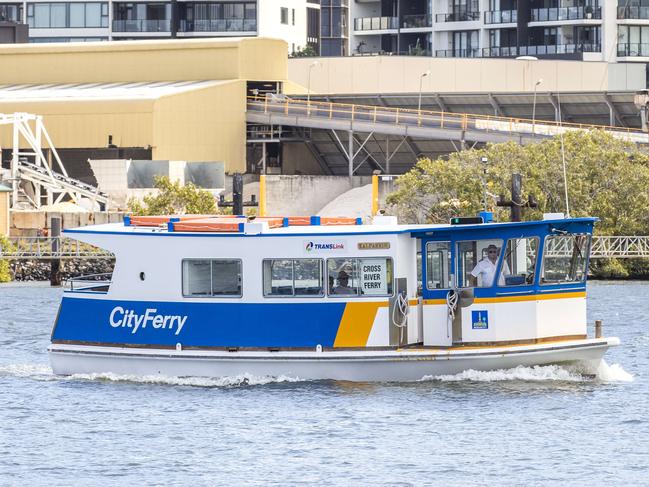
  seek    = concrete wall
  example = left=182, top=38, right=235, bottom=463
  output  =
left=10, top=211, right=126, bottom=237
left=265, top=175, right=374, bottom=215
left=287, top=56, right=647, bottom=95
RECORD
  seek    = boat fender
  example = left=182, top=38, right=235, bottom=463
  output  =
left=176, top=343, right=182, bottom=351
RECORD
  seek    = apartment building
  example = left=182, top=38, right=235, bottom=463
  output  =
left=0, top=0, right=323, bottom=54
left=350, top=0, right=649, bottom=64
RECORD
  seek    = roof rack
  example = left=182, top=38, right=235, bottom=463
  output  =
left=124, top=215, right=363, bottom=232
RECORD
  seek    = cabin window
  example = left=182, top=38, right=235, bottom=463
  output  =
left=456, top=239, right=504, bottom=288
left=499, top=237, right=539, bottom=286
left=426, top=241, right=452, bottom=289
left=263, top=259, right=324, bottom=297
left=182, top=259, right=242, bottom=297
left=541, top=234, right=591, bottom=284
left=327, top=258, right=394, bottom=297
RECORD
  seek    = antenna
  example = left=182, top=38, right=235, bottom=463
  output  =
left=557, top=92, right=570, bottom=218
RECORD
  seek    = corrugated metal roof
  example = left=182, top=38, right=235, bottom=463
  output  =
left=0, top=80, right=228, bottom=102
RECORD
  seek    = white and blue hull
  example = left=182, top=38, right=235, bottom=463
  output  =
left=49, top=338, right=618, bottom=382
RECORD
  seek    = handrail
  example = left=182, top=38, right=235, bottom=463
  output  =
left=66, top=273, right=112, bottom=292
left=246, top=96, right=645, bottom=135
left=0, top=237, right=113, bottom=259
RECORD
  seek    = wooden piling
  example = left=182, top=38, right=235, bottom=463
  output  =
left=50, top=216, right=61, bottom=287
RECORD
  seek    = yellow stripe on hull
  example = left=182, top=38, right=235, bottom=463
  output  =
left=334, top=301, right=386, bottom=348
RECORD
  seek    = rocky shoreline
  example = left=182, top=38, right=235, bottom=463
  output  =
left=10, top=259, right=115, bottom=282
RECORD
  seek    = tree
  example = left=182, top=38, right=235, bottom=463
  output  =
left=385, top=130, right=649, bottom=278
left=0, top=234, right=14, bottom=282
left=128, top=176, right=220, bottom=216
left=387, top=130, right=649, bottom=236
left=290, top=45, right=318, bottom=58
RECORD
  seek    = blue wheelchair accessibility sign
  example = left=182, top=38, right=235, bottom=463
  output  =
left=471, top=310, right=489, bottom=329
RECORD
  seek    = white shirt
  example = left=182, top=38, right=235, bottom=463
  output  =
left=471, top=258, right=509, bottom=287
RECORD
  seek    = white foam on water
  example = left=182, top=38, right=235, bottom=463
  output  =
left=423, top=364, right=586, bottom=383
left=66, top=372, right=305, bottom=388
left=422, top=360, right=634, bottom=383
left=595, top=360, right=634, bottom=383
left=0, top=363, right=57, bottom=380
left=0, top=363, right=303, bottom=387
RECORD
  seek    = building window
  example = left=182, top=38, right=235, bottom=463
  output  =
left=541, top=234, right=590, bottom=284
left=263, top=259, right=324, bottom=297
left=27, top=2, right=109, bottom=28
left=327, top=258, right=394, bottom=297
left=280, top=6, right=288, bottom=24
left=182, top=259, right=242, bottom=297
left=292, top=8, right=295, bottom=25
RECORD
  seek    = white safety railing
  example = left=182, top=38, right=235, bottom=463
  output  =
left=0, top=237, right=113, bottom=259
left=66, top=273, right=112, bottom=293
left=1, top=236, right=648, bottom=260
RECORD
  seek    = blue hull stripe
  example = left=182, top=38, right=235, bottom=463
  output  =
left=53, top=297, right=346, bottom=348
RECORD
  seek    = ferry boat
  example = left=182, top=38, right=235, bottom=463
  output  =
left=48, top=213, right=619, bottom=381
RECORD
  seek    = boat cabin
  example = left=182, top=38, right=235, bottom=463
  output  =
left=54, top=214, right=595, bottom=351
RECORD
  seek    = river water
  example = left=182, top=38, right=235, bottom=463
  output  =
left=0, top=281, right=645, bottom=486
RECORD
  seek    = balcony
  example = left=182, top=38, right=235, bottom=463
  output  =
left=401, top=13, right=432, bottom=28
left=617, top=6, right=649, bottom=19
left=353, top=16, right=398, bottom=31
left=484, top=9, right=517, bottom=24
left=179, top=19, right=257, bottom=33
left=519, top=43, right=601, bottom=55
left=483, top=43, right=601, bottom=57
left=435, top=48, right=480, bottom=58
left=530, top=6, right=601, bottom=22
left=435, top=11, right=480, bottom=22
left=482, top=46, right=519, bottom=57
left=618, top=43, right=649, bottom=56
left=112, top=19, right=170, bottom=32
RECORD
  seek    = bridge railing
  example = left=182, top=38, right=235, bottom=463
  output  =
left=0, top=237, right=113, bottom=259
left=1, top=235, right=648, bottom=259
left=247, top=96, right=646, bottom=140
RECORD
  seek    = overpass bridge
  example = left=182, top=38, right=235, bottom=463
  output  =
left=246, top=97, right=649, bottom=176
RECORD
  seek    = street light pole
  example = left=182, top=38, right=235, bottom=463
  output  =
left=532, top=78, right=543, bottom=134
left=418, top=69, right=431, bottom=113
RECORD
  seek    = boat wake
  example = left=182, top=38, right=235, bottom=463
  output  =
left=1, top=360, right=633, bottom=386
left=422, top=360, right=633, bottom=383
left=0, top=363, right=304, bottom=388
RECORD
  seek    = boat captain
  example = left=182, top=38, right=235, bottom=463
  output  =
left=471, top=244, right=509, bottom=287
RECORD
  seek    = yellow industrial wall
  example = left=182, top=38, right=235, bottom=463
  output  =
left=153, top=80, right=246, bottom=171
left=0, top=37, right=287, bottom=84
left=0, top=100, right=154, bottom=149
left=0, top=191, right=9, bottom=235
